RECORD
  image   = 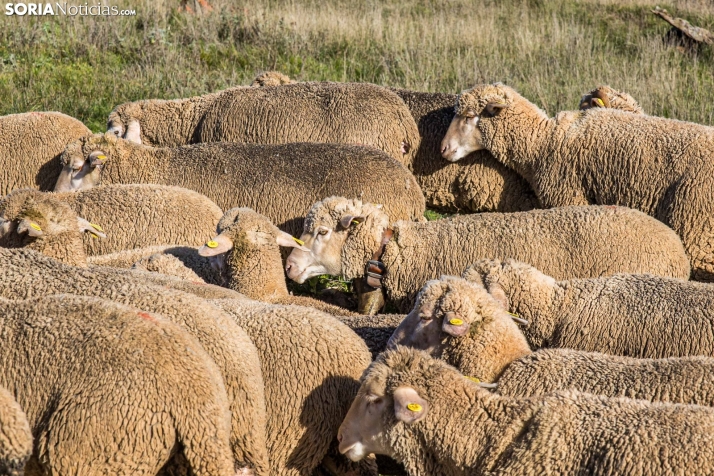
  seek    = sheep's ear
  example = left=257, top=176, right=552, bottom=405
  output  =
left=441, top=311, right=470, bottom=337
left=393, top=387, right=428, bottom=424
left=483, top=102, right=508, bottom=117
left=339, top=215, right=365, bottom=229
left=487, top=282, right=509, bottom=309
left=590, top=97, right=606, bottom=108
left=198, top=234, right=233, bottom=257
left=89, top=151, right=108, bottom=168
left=17, top=219, right=43, bottom=237
left=124, top=120, right=142, bottom=144
left=275, top=230, right=310, bottom=251
left=77, top=217, right=106, bottom=239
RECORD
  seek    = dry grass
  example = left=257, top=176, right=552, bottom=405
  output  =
left=0, top=0, right=712, bottom=131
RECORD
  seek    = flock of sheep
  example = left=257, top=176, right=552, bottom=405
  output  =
left=1, top=69, right=714, bottom=475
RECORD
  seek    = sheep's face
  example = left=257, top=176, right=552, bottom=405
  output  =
left=338, top=381, right=428, bottom=461
left=107, top=115, right=142, bottom=144
left=441, top=110, right=485, bottom=161
left=55, top=147, right=105, bottom=192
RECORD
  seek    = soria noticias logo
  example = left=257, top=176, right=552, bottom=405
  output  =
left=5, top=2, right=136, bottom=15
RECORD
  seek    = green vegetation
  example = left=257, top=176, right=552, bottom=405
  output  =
left=1, top=0, right=713, bottom=132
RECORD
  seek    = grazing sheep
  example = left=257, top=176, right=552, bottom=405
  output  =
left=106, top=82, right=420, bottom=164
left=441, top=82, right=714, bottom=280
left=578, top=85, right=645, bottom=114
left=464, top=258, right=714, bottom=358
left=338, top=347, right=714, bottom=476
left=285, top=196, right=690, bottom=312
left=0, top=387, right=32, bottom=476
left=389, top=88, right=539, bottom=212
left=251, top=71, right=294, bottom=87
left=0, top=294, right=235, bottom=476
left=56, top=184, right=223, bottom=256
left=212, top=298, right=375, bottom=476
left=0, top=248, right=270, bottom=476
left=0, top=112, right=90, bottom=195
left=55, top=135, right=425, bottom=235
left=390, top=275, right=714, bottom=406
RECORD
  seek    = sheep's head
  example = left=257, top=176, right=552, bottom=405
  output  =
left=285, top=196, right=389, bottom=283
left=441, top=83, right=517, bottom=162
left=107, top=103, right=143, bottom=144
left=579, top=85, right=644, bottom=114
left=338, top=347, right=481, bottom=465
left=198, top=207, right=308, bottom=296
left=251, top=71, right=293, bottom=87
left=0, top=189, right=105, bottom=266
left=55, top=133, right=118, bottom=192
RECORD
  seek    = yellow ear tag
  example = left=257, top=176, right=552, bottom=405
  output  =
left=594, top=98, right=605, bottom=107
left=449, top=318, right=464, bottom=326
left=292, top=237, right=304, bottom=246
left=508, top=312, right=520, bottom=318
left=466, top=376, right=481, bottom=383
left=30, top=223, right=41, bottom=231
left=406, top=403, right=422, bottom=412
left=96, top=155, right=107, bottom=160
left=206, top=240, right=219, bottom=249
left=90, top=223, right=103, bottom=232
left=352, top=220, right=359, bottom=225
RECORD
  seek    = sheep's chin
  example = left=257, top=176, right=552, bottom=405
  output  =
left=342, top=442, right=368, bottom=462
left=444, top=146, right=473, bottom=162
left=290, top=264, right=328, bottom=284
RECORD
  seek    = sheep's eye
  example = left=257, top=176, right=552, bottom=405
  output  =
left=318, top=229, right=328, bottom=236
left=419, top=313, right=432, bottom=321
left=113, top=130, right=120, bottom=136
left=366, top=395, right=382, bottom=405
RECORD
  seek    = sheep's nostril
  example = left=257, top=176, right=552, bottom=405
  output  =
left=337, top=431, right=343, bottom=443
left=285, top=264, right=292, bottom=273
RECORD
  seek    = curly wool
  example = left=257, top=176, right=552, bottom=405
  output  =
left=0, top=386, right=32, bottom=476
left=362, top=347, right=714, bottom=476
left=303, top=197, right=690, bottom=311
left=389, top=88, right=539, bottom=212
left=55, top=184, right=223, bottom=256
left=59, top=135, right=425, bottom=235
left=458, top=83, right=714, bottom=280
left=0, top=248, right=270, bottom=476
left=212, top=298, right=375, bottom=476
left=0, top=294, right=234, bottom=476
left=578, top=85, right=645, bottom=114
left=0, top=112, right=90, bottom=195
left=107, top=82, right=421, bottom=164
left=464, top=259, right=714, bottom=358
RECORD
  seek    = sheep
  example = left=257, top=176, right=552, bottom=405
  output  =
left=0, top=248, right=270, bottom=476
left=0, top=387, right=32, bottom=476
left=106, top=82, right=420, bottom=164
left=251, top=71, right=294, bottom=87
left=389, top=275, right=714, bottom=406
left=337, top=346, right=714, bottom=476
left=389, top=88, right=539, bottom=213
left=0, top=294, right=236, bottom=475
left=0, top=112, right=90, bottom=195
left=463, top=258, right=714, bottom=358
left=55, top=184, right=223, bottom=256
left=285, top=196, right=691, bottom=312
left=578, top=85, right=645, bottom=114
left=212, top=298, right=376, bottom=476
left=54, top=135, right=426, bottom=235
left=441, top=82, right=714, bottom=280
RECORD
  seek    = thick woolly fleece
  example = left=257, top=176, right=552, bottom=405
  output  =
left=578, top=85, right=645, bottom=114
left=0, top=112, right=90, bottom=195
left=58, top=135, right=425, bottom=235
left=359, top=347, right=714, bottom=476
left=389, top=88, right=538, bottom=212
left=302, top=197, right=690, bottom=311
left=0, top=294, right=234, bottom=476
left=464, top=259, right=714, bottom=358
left=212, top=298, right=376, bottom=476
left=0, top=189, right=90, bottom=267
left=406, top=276, right=714, bottom=407
left=0, top=387, right=31, bottom=476
left=0, top=248, right=270, bottom=476
left=55, top=184, right=223, bottom=256
left=457, top=83, right=714, bottom=280
left=107, top=81, right=421, bottom=164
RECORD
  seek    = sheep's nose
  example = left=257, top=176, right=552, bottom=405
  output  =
left=440, top=144, right=449, bottom=155
left=337, top=431, right=343, bottom=443
left=285, top=263, right=292, bottom=274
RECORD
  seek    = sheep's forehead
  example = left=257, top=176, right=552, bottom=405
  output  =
left=456, top=84, right=513, bottom=116
left=303, top=199, right=360, bottom=232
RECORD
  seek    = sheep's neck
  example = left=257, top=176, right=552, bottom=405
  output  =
left=395, top=389, right=533, bottom=475
left=109, top=141, right=164, bottom=185
left=137, top=95, right=217, bottom=147
left=226, top=244, right=289, bottom=300
left=341, top=214, right=392, bottom=280
left=29, top=232, right=87, bottom=268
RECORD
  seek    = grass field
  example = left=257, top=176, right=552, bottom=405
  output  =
left=1, top=0, right=712, bottom=132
